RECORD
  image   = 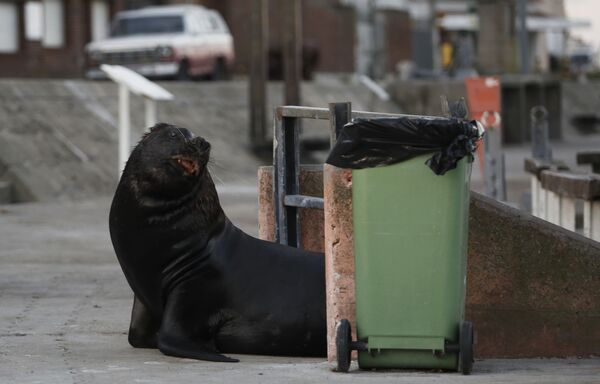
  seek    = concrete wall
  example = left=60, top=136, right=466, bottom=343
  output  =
left=467, top=192, right=600, bottom=357
left=258, top=166, right=600, bottom=358
left=258, top=165, right=324, bottom=251
left=0, top=78, right=398, bottom=203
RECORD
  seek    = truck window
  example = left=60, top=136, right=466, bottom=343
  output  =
left=112, top=15, right=184, bottom=36
left=207, top=11, right=228, bottom=33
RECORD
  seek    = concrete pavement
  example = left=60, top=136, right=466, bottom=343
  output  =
left=1, top=189, right=599, bottom=383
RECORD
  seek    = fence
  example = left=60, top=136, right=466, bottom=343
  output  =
left=100, top=64, right=174, bottom=175
left=272, top=102, right=417, bottom=246
left=526, top=157, right=600, bottom=241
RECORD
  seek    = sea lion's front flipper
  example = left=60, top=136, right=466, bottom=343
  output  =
left=158, top=289, right=239, bottom=363
left=128, top=295, right=160, bottom=349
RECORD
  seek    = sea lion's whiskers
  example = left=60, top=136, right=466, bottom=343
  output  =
left=208, top=159, right=225, bottom=170
left=175, top=127, right=188, bottom=142
left=207, top=164, right=225, bottom=185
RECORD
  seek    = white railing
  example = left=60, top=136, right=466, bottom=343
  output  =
left=527, top=158, right=600, bottom=241
left=357, top=74, right=390, bottom=102
left=100, top=64, right=174, bottom=175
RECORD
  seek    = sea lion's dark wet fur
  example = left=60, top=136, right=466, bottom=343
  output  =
left=109, top=123, right=326, bottom=362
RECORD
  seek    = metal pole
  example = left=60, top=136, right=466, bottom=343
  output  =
left=273, top=113, right=300, bottom=246
left=517, top=0, right=529, bottom=74
left=118, top=83, right=130, bottom=175
left=249, top=0, right=268, bottom=151
left=483, top=112, right=506, bottom=201
left=429, top=0, right=440, bottom=75
left=144, top=97, right=157, bottom=130
left=530, top=106, right=552, bottom=161
left=283, top=0, right=301, bottom=106
left=328, top=102, right=351, bottom=146
left=367, top=0, right=376, bottom=78
left=354, top=1, right=371, bottom=77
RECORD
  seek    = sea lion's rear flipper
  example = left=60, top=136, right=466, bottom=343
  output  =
left=158, top=289, right=239, bottom=363
left=158, top=333, right=238, bottom=362
left=128, top=295, right=160, bottom=348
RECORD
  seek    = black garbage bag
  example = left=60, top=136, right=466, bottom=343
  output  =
left=325, top=117, right=482, bottom=175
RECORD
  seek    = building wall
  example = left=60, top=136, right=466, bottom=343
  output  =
left=532, top=0, right=565, bottom=17
left=302, top=0, right=356, bottom=73
left=0, top=0, right=411, bottom=77
left=199, top=0, right=358, bottom=74
left=476, top=0, right=566, bottom=75
left=212, top=0, right=411, bottom=75
left=0, top=0, right=122, bottom=78
left=385, top=9, right=412, bottom=72
left=476, top=0, right=518, bottom=74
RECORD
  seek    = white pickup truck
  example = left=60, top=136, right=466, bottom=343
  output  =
left=85, top=5, right=235, bottom=80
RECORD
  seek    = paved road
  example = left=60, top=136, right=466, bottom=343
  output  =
left=1, top=191, right=598, bottom=383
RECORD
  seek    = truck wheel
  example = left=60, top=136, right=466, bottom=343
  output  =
left=211, top=58, right=229, bottom=81
left=336, top=319, right=352, bottom=373
left=176, top=59, right=190, bottom=81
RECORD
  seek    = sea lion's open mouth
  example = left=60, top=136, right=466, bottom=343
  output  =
left=172, top=156, right=199, bottom=175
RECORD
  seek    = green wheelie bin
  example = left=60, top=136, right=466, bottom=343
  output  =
left=327, top=117, right=482, bottom=374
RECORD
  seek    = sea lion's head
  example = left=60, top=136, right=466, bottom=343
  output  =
left=123, top=123, right=213, bottom=199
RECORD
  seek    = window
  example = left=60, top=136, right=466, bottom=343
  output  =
left=207, top=11, right=228, bottom=33
left=207, top=13, right=220, bottom=32
left=43, top=0, right=64, bottom=47
left=193, top=13, right=210, bottom=33
left=91, top=0, right=109, bottom=41
left=186, top=12, right=203, bottom=34
left=0, top=2, right=18, bottom=53
left=111, top=16, right=184, bottom=37
left=25, top=1, right=43, bottom=41
left=24, top=0, right=65, bottom=47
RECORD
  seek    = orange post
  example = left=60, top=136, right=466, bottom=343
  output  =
left=465, top=77, right=501, bottom=173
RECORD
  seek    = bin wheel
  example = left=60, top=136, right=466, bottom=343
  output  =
left=336, top=319, right=352, bottom=373
left=458, top=320, right=474, bottom=375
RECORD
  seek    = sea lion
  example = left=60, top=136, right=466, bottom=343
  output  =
left=109, top=123, right=326, bottom=362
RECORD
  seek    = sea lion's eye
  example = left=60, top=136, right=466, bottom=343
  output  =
left=169, top=131, right=177, bottom=138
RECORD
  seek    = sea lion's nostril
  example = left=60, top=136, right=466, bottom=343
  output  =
left=193, top=137, right=210, bottom=151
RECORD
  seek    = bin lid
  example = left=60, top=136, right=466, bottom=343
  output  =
left=325, top=117, right=483, bottom=175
